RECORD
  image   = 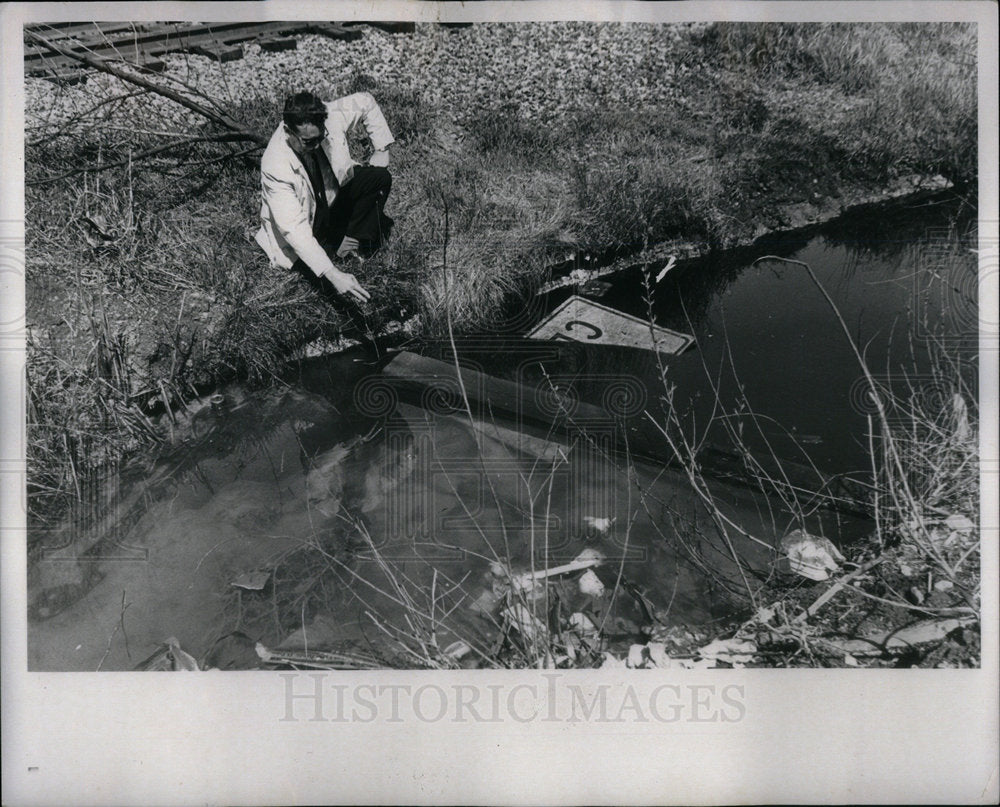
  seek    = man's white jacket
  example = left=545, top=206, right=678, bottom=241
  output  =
left=255, top=93, right=395, bottom=277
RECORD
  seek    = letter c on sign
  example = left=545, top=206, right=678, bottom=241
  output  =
left=565, top=320, right=603, bottom=340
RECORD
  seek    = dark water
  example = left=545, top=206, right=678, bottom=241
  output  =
left=29, top=195, right=976, bottom=669
left=467, top=193, right=977, bottom=478
left=608, top=196, right=977, bottom=476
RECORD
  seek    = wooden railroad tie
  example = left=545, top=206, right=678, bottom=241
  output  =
left=24, top=21, right=393, bottom=81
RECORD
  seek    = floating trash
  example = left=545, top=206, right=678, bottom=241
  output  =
left=780, top=529, right=846, bottom=581
left=583, top=515, right=615, bottom=536
left=578, top=569, right=606, bottom=597
left=655, top=256, right=677, bottom=283
left=230, top=569, right=271, bottom=591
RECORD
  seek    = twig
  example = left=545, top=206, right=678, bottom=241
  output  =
left=793, top=555, right=887, bottom=624
left=753, top=255, right=955, bottom=576
left=96, top=589, right=131, bottom=670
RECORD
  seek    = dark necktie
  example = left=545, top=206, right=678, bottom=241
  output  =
left=299, top=149, right=334, bottom=236
left=300, top=151, right=327, bottom=206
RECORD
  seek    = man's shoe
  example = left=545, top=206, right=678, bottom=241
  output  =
left=336, top=235, right=360, bottom=259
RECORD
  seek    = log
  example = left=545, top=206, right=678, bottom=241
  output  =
left=381, top=350, right=610, bottom=428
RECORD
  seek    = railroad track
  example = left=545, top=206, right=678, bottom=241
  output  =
left=24, top=21, right=415, bottom=82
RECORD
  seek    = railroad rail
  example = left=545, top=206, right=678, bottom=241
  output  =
left=24, top=21, right=415, bottom=82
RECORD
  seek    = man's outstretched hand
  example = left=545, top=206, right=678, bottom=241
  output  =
left=324, top=267, right=371, bottom=304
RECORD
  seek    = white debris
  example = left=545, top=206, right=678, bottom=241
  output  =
left=583, top=516, right=615, bottom=536
left=502, top=603, right=547, bottom=643
left=601, top=653, right=627, bottom=669
left=655, top=256, right=677, bottom=283
left=510, top=549, right=605, bottom=591
left=230, top=569, right=271, bottom=591
left=443, top=640, right=472, bottom=660
left=780, top=529, right=846, bottom=581
left=944, top=514, right=975, bottom=535
left=697, top=638, right=757, bottom=667
left=578, top=569, right=606, bottom=597
left=647, top=642, right=672, bottom=669
left=951, top=393, right=971, bottom=442
left=568, top=612, right=599, bottom=635
left=166, top=637, right=200, bottom=671
left=626, top=644, right=647, bottom=668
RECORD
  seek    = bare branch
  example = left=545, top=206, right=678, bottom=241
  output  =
left=24, top=28, right=268, bottom=147
left=170, top=145, right=263, bottom=170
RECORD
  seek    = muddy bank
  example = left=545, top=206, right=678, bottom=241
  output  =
left=539, top=174, right=954, bottom=293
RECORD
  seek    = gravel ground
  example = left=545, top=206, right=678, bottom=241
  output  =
left=26, top=22, right=712, bottom=136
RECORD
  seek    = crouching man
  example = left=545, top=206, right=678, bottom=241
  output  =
left=255, top=90, right=395, bottom=303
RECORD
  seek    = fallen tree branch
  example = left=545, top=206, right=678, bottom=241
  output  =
left=168, top=144, right=263, bottom=170
left=24, top=28, right=268, bottom=148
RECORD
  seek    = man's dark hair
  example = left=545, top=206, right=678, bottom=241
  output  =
left=283, top=91, right=326, bottom=130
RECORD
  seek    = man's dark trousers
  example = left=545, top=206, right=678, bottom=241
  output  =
left=318, top=166, right=393, bottom=257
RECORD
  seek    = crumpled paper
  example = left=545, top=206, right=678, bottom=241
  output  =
left=780, top=529, right=846, bottom=581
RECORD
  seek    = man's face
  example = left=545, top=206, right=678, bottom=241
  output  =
left=287, top=122, right=325, bottom=153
